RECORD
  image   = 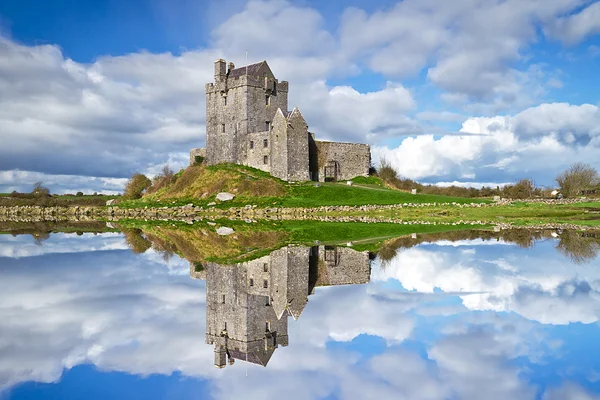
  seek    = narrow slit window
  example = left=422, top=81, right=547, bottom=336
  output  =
left=263, top=280, right=268, bottom=288
left=222, top=294, right=226, bottom=304
left=263, top=139, right=268, bottom=148
left=265, top=296, right=270, bottom=306
left=224, top=322, right=227, bottom=330
left=250, top=141, right=254, bottom=149
left=224, top=96, right=227, bottom=106
left=265, top=121, right=270, bottom=131
left=263, top=263, right=268, bottom=272
left=249, top=278, right=254, bottom=287
left=263, top=155, right=268, bottom=164
left=265, top=95, right=270, bottom=106
left=221, top=123, right=225, bottom=133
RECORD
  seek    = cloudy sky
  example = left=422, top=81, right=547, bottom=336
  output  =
left=1, top=233, right=600, bottom=399
left=0, top=0, right=599, bottom=193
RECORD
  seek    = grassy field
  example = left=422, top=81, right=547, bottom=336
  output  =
left=359, top=201, right=600, bottom=226
left=0, top=194, right=118, bottom=207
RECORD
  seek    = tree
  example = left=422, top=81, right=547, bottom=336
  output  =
left=123, top=173, right=151, bottom=200
left=555, top=163, right=600, bottom=198
left=31, top=181, right=50, bottom=197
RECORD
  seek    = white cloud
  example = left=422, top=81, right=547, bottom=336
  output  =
left=373, top=239, right=600, bottom=325
left=1, top=0, right=599, bottom=191
left=373, top=105, right=600, bottom=184
left=545, top=1, right=600, bottom=45
left=338, top=0, right=583, bottom=109
left=0, top=232, right=126, bottom=258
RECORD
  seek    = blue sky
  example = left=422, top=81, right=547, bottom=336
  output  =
left=1, top=232, right=600, bottom=399
left=0, top=0, right=599, bottom=193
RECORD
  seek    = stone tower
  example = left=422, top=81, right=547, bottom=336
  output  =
left=205, top=59, right=289, bottom=167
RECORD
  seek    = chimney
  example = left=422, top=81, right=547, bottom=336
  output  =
left=214, top=59, right=226, bottom=82
left=227, top=62, right=235, bottom=74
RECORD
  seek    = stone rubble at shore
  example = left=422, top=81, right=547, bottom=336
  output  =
left=0, top=200, right=594, bottom=232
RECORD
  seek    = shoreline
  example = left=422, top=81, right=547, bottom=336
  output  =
left=0, top=202, right=598, bottom=230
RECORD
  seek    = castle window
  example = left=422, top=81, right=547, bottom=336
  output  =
left=263, top=279, right=268, bottom=288
left=263, top=139, right=268, bottom=148
left=224, top=96, right=227, bottom=106
left=263, top=263, right=268, bottom=272
left=224, top=322, right=227, bottom=330
left=263, top=155, right=268, bottom=165
left=221, top=124, right=225, bottom=133
left=249, top=278, right=254, bottom=287
left=265, top=95, right=270, bottom=106
left=265, top=121, right=270, bottom=131
left=222, top=294, right=226, bottom=304
left=250, top=141, right=254, bottom=149
left=265, top=296, right=270, bottom=306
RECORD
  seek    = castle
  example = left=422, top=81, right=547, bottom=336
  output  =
left=190, top=59, right=371, bottom=182
left=191, top=245, right=371, bottom=368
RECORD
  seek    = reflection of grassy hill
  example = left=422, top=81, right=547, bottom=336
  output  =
left=120, top=219, right=481, bottom=264
left=120, top=164, right=488, bottom=209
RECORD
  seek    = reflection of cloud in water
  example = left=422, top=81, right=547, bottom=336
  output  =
left=1, top=232, right=600, bottom=399
left=0, top=232, right=127, bottom=258
left=373, top=236, right=600, bottom=324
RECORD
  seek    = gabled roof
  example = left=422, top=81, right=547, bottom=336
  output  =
left=228, top=61, right=270, bottom=78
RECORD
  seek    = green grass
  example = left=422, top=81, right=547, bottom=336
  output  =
left=119, top=219, right=483, bottom=264
left=281, top=220, right=484, bottom=246
left=123, top=164, right=489, bottom=209
left=282, top=182, right=488, bottom=207
left=0, top=194, right=118, bottom=207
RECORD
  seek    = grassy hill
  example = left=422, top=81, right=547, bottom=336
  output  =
left=121, top=163, right=489, bottom=208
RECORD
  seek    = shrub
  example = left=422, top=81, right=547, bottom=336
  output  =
left=556, top=163, right=600, bottom=198
left=32, top=181, right=50, bottom=197
left=123, top=173, right=152, bottom=200
left=123, top=229, right=152, bottom=253
left=377, top=159, right=399, bottom=183
left=76, top=191, right=84, bottom=197
left=147, top=164, right=177, bottom=194
left=502, top=179, right=535, bottom=199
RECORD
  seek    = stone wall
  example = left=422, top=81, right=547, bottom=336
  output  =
left=315, top=141, right=371, bottom=182
left=269, top=109, right=289, bottom=180
left=245, top=131, right=271, bottom=173
left=205, top=59, right=289, bottom=168
left=316, top=246, right=371, bottom=286
left=189, top=148, right=206, bottom=166
left=285, top=109, right=310, bottom=182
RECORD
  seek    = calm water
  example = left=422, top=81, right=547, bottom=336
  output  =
left=1, top=229, right=600, bottom=399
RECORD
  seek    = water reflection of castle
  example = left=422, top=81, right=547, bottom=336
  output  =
left=190, top=246, right=371, bottom=368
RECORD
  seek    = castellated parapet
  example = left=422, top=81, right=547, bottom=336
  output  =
left=194, top=59, right=370, bottom=182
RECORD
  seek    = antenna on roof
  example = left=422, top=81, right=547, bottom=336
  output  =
left=246, top=50, right=248, bottom=75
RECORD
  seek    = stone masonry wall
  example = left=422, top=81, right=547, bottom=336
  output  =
left=317, top=246, right=371, bottom=286
left=285, top=109, right=310, bottom=182
left=269, top=110, right=288, bottom=180
left=205, top=60, right=289, bottom=169
left=189, top=148, right=206, bottom=166
left=245, top=131, right=271, bottom=173
left=315, top=141, right=371, bottom=182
